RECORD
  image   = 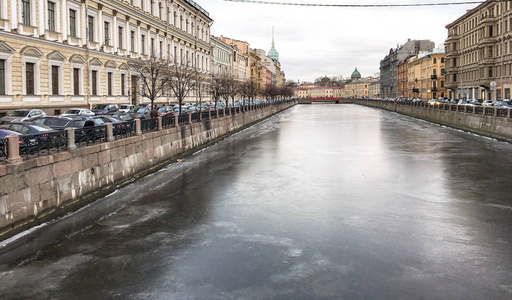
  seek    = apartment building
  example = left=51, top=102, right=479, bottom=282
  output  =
left=445, top=0, right=512, bottom=100
left=407, top=49, right=446, bottom=100
left=0, top=0, right=212, bottom=115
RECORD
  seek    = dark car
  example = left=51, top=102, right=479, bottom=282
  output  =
left=108, top=112, right=133, bottom=121
left=91, top=104, right=119, bottom=115
left=31, top=116, right=86, bottom=130
left=0, top=129, right=39, bottom=155
left=0, top=123, right=56, bottom=135
left=157, top=107, right=174, bottom=117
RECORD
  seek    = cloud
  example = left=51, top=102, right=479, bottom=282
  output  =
left=202, top=0, right=474, bottom=81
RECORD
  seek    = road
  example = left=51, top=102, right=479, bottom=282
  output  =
left=1, top=104, right=512, bottom=299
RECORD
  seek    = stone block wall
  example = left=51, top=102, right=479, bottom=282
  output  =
left=0, top=102, right=295, bottom=239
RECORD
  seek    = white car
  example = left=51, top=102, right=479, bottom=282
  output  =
left=482, top=100, right=493, bottom=107
left=61, top=108, right=95, bottom=116
left=0, top=109, right=46, bottom=123
left=119, top=104, right=135, bottom=113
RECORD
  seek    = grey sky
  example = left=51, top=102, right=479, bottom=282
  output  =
left=201, top=0, right=479, bottom=82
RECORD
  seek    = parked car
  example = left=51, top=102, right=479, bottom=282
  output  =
left=0, top=122, right=56, bottom=135
left=0, top=129, right=37, bottom=154
left=31, top=116, right=87, bottom=130
left=95, top=115, right=126, bottom=124
left=157, top=107, right=174, bottom=117
left=493, top=101, right=512, bottom=108
left=110, top=113, right=133, bottom=121
left=61, top=108, right=95, bottom=116
left=0, top=109, right=46, bottom=123
left=133, top=107, right=151, bottom=119
left=482, top=100, right=493, bottom=107
left=118, top=104, right=135, bottom=113
left=428, top=99, right=440, bottom=105
left=91, top=104, right=119, bottom=115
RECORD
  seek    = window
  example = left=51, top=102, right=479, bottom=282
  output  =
left=88, top=16, right=94, bottom=41
left=489, top=46, right=493, bottom=57
left=433, top=58, right=437, bottom=64
left=151, top=38, right=155, bottom=56
left=489, top=67, right=493, bottom=78
left=121, top=74, right=126, bottom=95
left=22, top=0, right=31, bottom=25
left=441, top=57, right=445, bottom=64
left=91, top=70, right=98, bottom=95
left=108, top=72, right=113, bottom=95
left=159, top=41, right=163, bottom=58
left=48, top=1, right=56, bottom=31
left=141, top=35, right=145, bottom=54
left=25, top=62, right=35, bottom=95
left=73, top=68, right=80, bottom=95
left=118, top=27, right=123, bottom=49
left=453, top=73, right=457, bottom=82
left=130, top=31, right=135, bottom=52
left=0, top=60, right=4, bottom=95
left=51, top=66, right=59, bottom=95
left=104, top=22, right=110, bottom=45
left=159, top=2, right=163, bottom=19
left=69, top=9, right=77, bottom=37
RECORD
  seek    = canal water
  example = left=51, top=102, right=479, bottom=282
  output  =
left=1, top=104, right=512, bottom=299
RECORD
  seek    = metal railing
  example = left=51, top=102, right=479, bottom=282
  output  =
left=178, top=114, right=189, bottom=125
left=191, top=112, right=200, bottom=123
left=466, top=106, right=473, bottom=113
left=161, top=116, right=175, bottom=129
left=475, top=106, right=483, bottom=114
left=497, top=108, right=508, bottom=117
left=218, top=109, right=225, bottom=118
left=113, top=121, right=136, bottom=140
left=0, top=138, right=6, bottom=161
left=141, top=118, right=158, bottom=133
left=0, top=100, right=298, bottom=163
left=485, top=107, right=494, bottom=116
left=75, top=126, right=107, bottom=148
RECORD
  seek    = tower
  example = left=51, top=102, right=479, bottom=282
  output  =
left=268, top=27, right=280, bottom=62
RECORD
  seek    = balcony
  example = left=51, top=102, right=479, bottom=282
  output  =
left=431, top=75, right=438, bottom=80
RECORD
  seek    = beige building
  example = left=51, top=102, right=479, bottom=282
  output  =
left=0, top=0, right=212, bottom=115
left=407, top=49, right=446, bottom=100
left=343, top=78, right=379, bottom=98
left=220, top=36, right=250, bottom=82
left=445, top=0, right=512, bottom=100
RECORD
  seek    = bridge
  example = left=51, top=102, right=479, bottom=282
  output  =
left=297, top=97, right=355, bottom=104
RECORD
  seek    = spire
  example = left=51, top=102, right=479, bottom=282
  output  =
left=268, top=27, right=280, bottom=62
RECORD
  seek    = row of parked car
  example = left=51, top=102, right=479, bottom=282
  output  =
left=372, top=97, right=512, bottom=108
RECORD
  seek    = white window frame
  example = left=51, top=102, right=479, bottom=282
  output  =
left=70, top=57, right=85, bottom=97
left=22, top=51, right=42, bottom=97
left=48, top=53, right=65, bottom=96
left=89, top=62, right=102, bottom=97
left=106, top=66, right=115, bottom=97
left=117, top=21, right=126, bottom=50
left=129, top=25, right=137, bottom=53
left=19, top=0, right=37, bottom=27
left=0, top=44, right=14, bottom=96
left=103, top=14, right=113, bottom=46
left=87, top=10, right=98, bottom=43
left=46, top=0, right=60, bottom=33
left=68, top=1, right=81, bottom=38
left=120, top=68, right=128, bottom=97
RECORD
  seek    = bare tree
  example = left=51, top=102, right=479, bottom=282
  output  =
left=210, top=73, right=225, bottom=109
left=221, top=74, right=239, bottom=108
left=167, top=58, right=196, bottom=115
left=195, top=71, right=209, bottom=112
left=241, top=80, right=259, bottom=105
left=128, top=54, right=169, bottom=110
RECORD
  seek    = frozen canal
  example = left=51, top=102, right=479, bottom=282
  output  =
left=1, top=104, right=512, bottom=299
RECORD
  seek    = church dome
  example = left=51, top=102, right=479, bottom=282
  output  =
left=351, top=67, right=361, bottom=80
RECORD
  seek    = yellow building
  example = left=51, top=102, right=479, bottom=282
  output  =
left=407, top=49, right=446, bottom=100
left=0, top=0, right=212, bottom=115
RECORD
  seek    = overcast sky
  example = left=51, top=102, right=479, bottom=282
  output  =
left=199, top=0, right=480, bottom=83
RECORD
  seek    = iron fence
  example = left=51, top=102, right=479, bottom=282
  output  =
left=450, top=105, right=457, bottom=111
left=19, top=130, right=67, bottom=159
left=141, top=118, right=158, bottom=133
left=218, top=109, right=225, bottom=118
left=201, top=111, right=210, bottom=119
left=497, top=108, right=508, bottom=117
left=161, top=116, right=175, bottom=129
left=466, top=106, right=473, bottom=113
left=113, top=121, right=136, bottom=140
left=211, top=110, right=218, bottom=119
left=475, top=106, right=483, bottom=114
left=485, top=107, right=495, bottom=116
left=178, top=114, right=189, bottom=125
left=191, top=112, right=200, bottom=123
left=75, top=126, right=107, bottom=148
left=0, top=138, right=5, bottom=160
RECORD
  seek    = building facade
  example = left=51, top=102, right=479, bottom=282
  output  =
left=380, top=39, right=435, bottom=98
left=0, top=0, right=212, bottom=115
left=445, top=0, right=512, bottom=100
left=211, top=36, right=233, bottom=76
left=407, top=49, right=447, bottom=100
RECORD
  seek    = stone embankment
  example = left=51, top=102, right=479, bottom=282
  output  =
left=351, top=99, right=512, bottom=143
left=0, top=101, right=296, bottom=240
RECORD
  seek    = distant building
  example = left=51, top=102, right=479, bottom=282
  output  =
left=380, top=39, right=435, bottom=98
left=351, top=68, right=362, bottom=80
left=407, top=48, right=446, bottom=100
left=211, top=36, right=234, bottom=76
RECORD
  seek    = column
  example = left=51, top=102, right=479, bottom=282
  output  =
left=38, top=0, right=45, bottom=35
left=81, top=2, right=87, bottom=46
left=6, top=135, right=22, bottom=164
left=62, top=0, right=68, bottom=41
left=11, top=0, right=18, bottom=31
left=113, top=14, right=118, bottom=52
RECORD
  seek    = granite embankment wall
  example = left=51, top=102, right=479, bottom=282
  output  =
left=0, top=102, right=295, bottom=239
left=351, top=99, right=512, bottom=143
